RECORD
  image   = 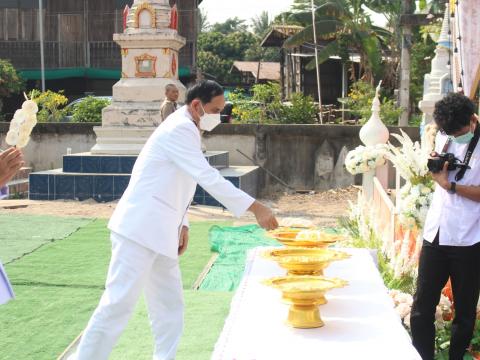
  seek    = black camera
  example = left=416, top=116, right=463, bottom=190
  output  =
left=427, top=153, right=470, bottom=173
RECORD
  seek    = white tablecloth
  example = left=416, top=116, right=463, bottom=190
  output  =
left=212, top=248, right=421, bottom=360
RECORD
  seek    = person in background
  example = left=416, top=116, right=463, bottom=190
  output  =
left=160, top=84, right=179, bottom=122
left=0, top=146, right=24, bottom=305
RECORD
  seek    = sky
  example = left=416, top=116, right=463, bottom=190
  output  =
left=199, top=0, right=295, bottom=26
left=199, top=0, right=388, bottom=28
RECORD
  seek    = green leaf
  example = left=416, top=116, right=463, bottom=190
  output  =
left=284, top=19, right=343, bottom=47
left=305, top=39, right=341, bottom=70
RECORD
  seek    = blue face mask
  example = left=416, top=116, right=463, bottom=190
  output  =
left=450, top=131, right=474, bottom=144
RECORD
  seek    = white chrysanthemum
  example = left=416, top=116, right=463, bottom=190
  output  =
left=22, top=100, right=39, bottom=114
left=396, top=303, right=411, bottom=319
left=296, top=230, right=323, bottom=241
left=6, top=130, right=19, bottom=145
left=396, top=292, right=413, bottom=306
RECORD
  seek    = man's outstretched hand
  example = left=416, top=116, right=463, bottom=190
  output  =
left=249, top=201, right=278, bottom=231
left=178, top=225, right=189, bottom=256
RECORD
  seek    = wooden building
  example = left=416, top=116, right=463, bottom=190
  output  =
left=261, top=25, right=355, bottom=105
left=230, top=61, right=280, bottom=86
left=0, top=0, right=201, bottom=99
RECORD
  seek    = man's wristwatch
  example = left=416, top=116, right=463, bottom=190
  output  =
left=448, top=182, right=457, bottom=194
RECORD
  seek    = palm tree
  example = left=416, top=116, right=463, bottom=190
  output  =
left=283, top=0, right=393, bottom=83
left=252, top=11, right=272, bottom=38
left=198, top=8, right=210, bottom=33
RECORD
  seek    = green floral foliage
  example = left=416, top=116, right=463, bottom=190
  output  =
left=72, top=96, right=111, bottom=123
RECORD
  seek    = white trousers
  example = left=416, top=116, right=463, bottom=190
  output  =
left=71, top=232, right=184, bottom=360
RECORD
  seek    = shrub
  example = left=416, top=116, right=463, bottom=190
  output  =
left=230, top=82, right=317, bottom=124
left=339, top=80, right=402, bottom=126
left=72, top=96, right=110, bottom=123
left=29, top=89, right=68, bottom=122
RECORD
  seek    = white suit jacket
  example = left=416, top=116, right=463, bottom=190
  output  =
left=108, top=106, right=255, bottom=259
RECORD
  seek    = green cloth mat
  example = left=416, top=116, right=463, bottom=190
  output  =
left=199, top=225, right=281, bottom=292
left=0, top=214, right=92, bottom=264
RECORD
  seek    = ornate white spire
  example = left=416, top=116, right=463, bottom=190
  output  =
left=359, top=81, right=390, bottom=146
left=419, top=7, right=452, bottom=127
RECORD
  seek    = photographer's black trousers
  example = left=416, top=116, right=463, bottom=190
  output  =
left=410, top=233, right=480, bottom=360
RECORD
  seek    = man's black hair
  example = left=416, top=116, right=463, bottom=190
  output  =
left=185, top=80, right=224, bottom=105
left=433, top=92, right=476, bottom=134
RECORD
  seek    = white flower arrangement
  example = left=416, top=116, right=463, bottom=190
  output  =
left=385, top=130, right=430, bottom=182
left=398, top=182, right=434, bottom=229
left=345, top=144, right=387, bottom=175
left=385, top=130, right=434, bottom=229
left=6, top=93, right=39, bottom=149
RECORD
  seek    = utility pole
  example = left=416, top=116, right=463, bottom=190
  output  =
left=39, top=0, right=46, bottom=92
left=398, top=0, right=415, bottom=126
left=311, top=0, right=323, bottom=124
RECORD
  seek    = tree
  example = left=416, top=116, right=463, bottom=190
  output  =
left=0, top=59, right=25, bottom=119
left=252, top=11, right=271, bottom=38
left=197, top=26, right=258, bottom=83
left=210, top=17, right=248, bottom=34
left=283, top=0, right=393, bottom=83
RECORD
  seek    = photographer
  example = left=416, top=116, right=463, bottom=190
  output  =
left=411, top=93, right=480, bottom=360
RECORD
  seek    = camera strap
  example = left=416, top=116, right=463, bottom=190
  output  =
left=442, top=122, right=480, bottom=181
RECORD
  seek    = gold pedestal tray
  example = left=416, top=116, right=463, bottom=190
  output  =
left=263, top=247, right=350, bottom=277
left=267, top=228, right=344, bottom=248
left=264, top=276, right=348, bottom=328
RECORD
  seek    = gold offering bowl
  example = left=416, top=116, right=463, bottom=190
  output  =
left=267, top=228, right=344, bottom=248
left=264, top=276, right=348, bottom=328
left=263, top=247, right=351, bottom=277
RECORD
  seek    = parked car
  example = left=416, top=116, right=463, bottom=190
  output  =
left=62, top=96, right=112, bottom=122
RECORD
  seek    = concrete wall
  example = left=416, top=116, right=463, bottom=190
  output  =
left=0, top=122, right=421, bottom=195
left=0, top=123, right=97, bottom=171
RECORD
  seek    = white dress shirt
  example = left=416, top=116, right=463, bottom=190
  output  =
left=423, top=131, right=480, bottom=246
left=108, top=106, right=255, bottom=259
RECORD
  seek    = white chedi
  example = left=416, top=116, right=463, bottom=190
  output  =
left=6, top=94, right=39, bottom=149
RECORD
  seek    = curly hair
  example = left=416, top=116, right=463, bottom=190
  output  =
left=433, top=92, right=476, bottom=134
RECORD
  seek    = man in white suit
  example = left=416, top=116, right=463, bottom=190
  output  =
left=71, top=80, right=278, bottom=360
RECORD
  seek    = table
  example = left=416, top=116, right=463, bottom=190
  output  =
left=212, top=247, right=421, bottom=360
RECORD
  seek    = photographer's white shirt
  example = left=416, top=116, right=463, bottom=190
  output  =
left=423, top=132, right=480, bottom=246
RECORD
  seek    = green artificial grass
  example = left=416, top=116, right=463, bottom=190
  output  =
left=1, top=216, right=232, bottom=360
left=6, top=219, right=230, bottom=289
left=110, top=291, right=234, bottom=360
left=0, top=285, right=103, bottom=360
left=0, top=214, right=92, bottom=264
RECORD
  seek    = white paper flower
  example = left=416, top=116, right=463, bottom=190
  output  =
left=24, top=113, right=37, bottom=128
left=6, top=130, right=19, bottom=145
left=16, top=133, right=30, bottom=149
left=9, top=119, right=21, bottom=131
left=22, top=100, right=39, bottom=114
left=13, top=109, right=27, bottom=123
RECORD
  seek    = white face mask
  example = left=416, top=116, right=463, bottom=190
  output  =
left=199, top=103, right=221, bottom=132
